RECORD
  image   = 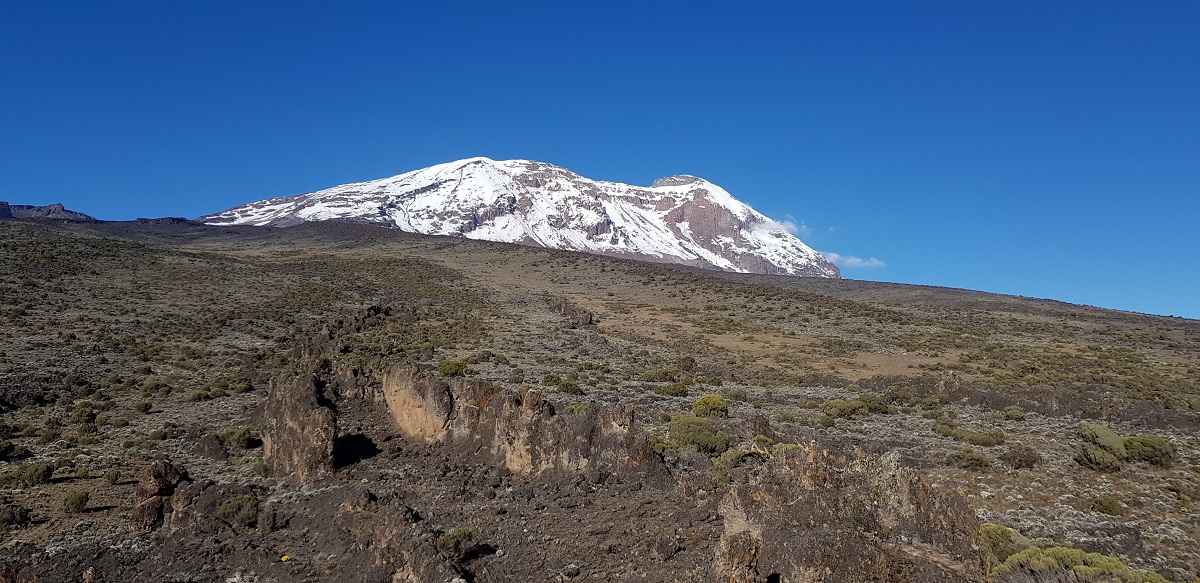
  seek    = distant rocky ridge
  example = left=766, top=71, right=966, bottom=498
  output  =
left=0, top=201, right=95, bottom=222
left=200, top=157, right=841, bottom=278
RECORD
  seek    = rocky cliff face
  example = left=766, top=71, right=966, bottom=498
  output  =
left=0, top=201, right=95, bottom=221
left=198, top=158, right=840, bottom=277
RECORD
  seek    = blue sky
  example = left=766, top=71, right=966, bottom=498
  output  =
left=2, top=2, right=1197, bottom=319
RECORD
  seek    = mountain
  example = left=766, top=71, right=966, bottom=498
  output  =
left=0, top=201, right=95, bottom=222
left=199, top=157, right=839, bottom=278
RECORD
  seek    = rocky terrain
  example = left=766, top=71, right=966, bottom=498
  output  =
left=198, top=157, right=839, bottom=278
left=0, top=218, right=1197, bottom=582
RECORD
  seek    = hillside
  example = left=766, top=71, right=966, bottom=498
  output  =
left=0, top=219, right=1197, bottom=582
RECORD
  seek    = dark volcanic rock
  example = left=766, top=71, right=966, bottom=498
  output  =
left=134, top=459, right=190, bottom=501
left=714, top=447, right=984, bottom=582
left=381, top=366, right=671, bottom=486
left=0, top=201, right=96, bottom=221
left=261, top=374, right=336, bottom=485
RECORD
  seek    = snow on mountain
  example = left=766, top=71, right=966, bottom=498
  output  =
left=198, top=157, right=840, bottom=278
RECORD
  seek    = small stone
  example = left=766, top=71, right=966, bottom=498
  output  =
left=563, top=563, right=581, bottom=578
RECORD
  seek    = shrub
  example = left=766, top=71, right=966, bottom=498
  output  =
left=221, top=428, right=257, bottom=449
left=437, top=360, right=468, bottom=377
left=0, top=499, right=31, bottom=526
left=216, top=495, right=258, bottom=528
left=999, top=445, right=1042, bottom=469
left=692, top=394, right=729, bottom=418
left=435, top=527, right=476, bottom=560
left=668, top=416, right=731, bottom=455
left=134, top=401, right=152, bottom=414
left=820, top=399, right=868, bottom=419
left=640, top=369, right=677, bottom=383
left=63, top=491, right=89, bottom=513
left=994, top=546, right=1169, bottom=583
left=947, top=448, right=994, bottom=470
left=857, top=394, right=892, bottom=414
left=1090, top=495, right=1123, bottom=516
left=653, top=383, right=688, bottom=397
left=0, top=440, right=26, bottom=462
left=562, top=403, right=590, bottom=414
left=14, top=462, right=54, bottom=487
left=1075, top=445, right=1122, bottom=472
left=1078, top=423, right=1125, bottom=458
left=1002, top=406, right=1026, bottom=421
left=712, top=448, right=763, bottom=470
left=1123, top=436, right=1175, bottom=466
left=104, top=469, right=121, bottom=485
left=557, top=381, right=583, bottom=395
left=978, top=523, right=1031, bottom=564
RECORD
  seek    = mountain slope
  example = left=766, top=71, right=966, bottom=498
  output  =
left=199, top=157, right=839, bottom=277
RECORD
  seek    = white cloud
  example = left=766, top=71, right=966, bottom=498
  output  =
left=757, top=217, right=812, bottom=238
left=781, top=214, right=814, bottom=238
left=820, top=251, right=885, bottom=269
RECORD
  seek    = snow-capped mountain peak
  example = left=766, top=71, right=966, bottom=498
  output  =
left=198, top=158, right=839, bottom=278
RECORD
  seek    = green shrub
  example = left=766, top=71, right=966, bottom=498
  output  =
left=978, top=523, right=1031, bottom=564
left=1123, top=436, right=1175, bottom=466
left=668, top=416, right=731, bottom=455
left=1075, top=444, right=1122, bottom=472
left=435, top=527, right=476, bottom=560
left=221, top=428, right=256, bottom=449
left=994, top=546, right=1169, bottom=583
left=104, top=469, right=121, bottom=485
left=1002, top=406, right=1026, bottom=421
left=820, top=399, right=867, bottom=419
left=134, top=401, right=152, bottom=414
left=640, top=369, right=677, bottom=383
left=712, top=448, right=763, bottom=470
left=437, top=360, right=468, bottom=377
left=1078, top=423, right=1125, bottom=458
left=947, top=448, right=994, bottom=470
left=562, top=403, right=591, bottom=414
left=557, top=381, right=583, bottom=395
left=1090, top=495, right=1123, bottom=516
left=0, top=499, right=31, bottom=526
left=13, top=462, right=54, bottom=487
left=216, top=495, right=258, bottom=528
left=0, top=440, right=26, bottom=462
left=857, top=394, right=892, bottom=414
left=692, top=394, right=729, bottom=418
left=63, top=491, right=89, bottom=513
left=653, top=383, right=688, bottom=397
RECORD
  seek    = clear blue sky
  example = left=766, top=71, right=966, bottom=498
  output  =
left=2, top=2, right=1197, bottom=319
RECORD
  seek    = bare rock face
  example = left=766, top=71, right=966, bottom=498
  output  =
left=261, top=375, right=336, bottom=485
left=129, top=460, right=190, bottom=533
left=547, top=297, right=596, bottom=327
left=713, top=446, right=984, bottom=583
left=134, top=460, right=190, bottom=501
left=381, top=367, right=670, bottom=485
left=0, top=201, right=96, bottom=221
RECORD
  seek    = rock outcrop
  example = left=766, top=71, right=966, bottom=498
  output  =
left=380, top=366, right=671, bottom=485
left=261, top=375, right=336, bottom=485
left=714, top=447, right=984, bottom=582
left=0, top=201, right=96, bottom=221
